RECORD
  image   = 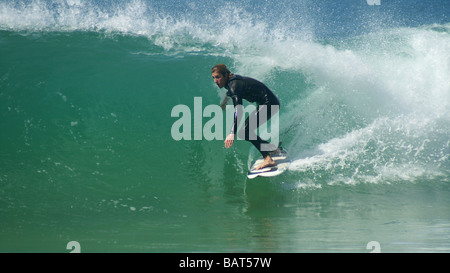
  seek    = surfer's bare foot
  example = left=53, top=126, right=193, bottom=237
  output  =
left=255, top=156, right=276, bottom=170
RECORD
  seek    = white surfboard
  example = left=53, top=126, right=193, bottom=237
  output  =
left=247, top=149, right=290, bottom=179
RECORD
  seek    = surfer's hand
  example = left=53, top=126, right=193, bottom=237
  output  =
left=224, top=133, right=235, bottom=148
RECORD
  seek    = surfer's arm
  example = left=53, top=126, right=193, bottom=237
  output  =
left=224, top=95, right=242, bottom=149
left=224, top=79, right=244, bottom=149
left=220, top=96, right=229, bottom=110
left=229, top=95, right=243, bottom=135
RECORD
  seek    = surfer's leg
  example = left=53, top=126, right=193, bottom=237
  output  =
left=241, top=104, right=279, bottom=169
left=240, top=106, right=265, bottom=155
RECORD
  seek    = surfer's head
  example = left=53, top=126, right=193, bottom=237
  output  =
left=211, top=64, right=232, bottom=88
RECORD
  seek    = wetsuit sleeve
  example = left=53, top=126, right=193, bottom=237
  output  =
left=227, top=80, right=244, bottom=135
left=230, top=95, right=243, bottom=134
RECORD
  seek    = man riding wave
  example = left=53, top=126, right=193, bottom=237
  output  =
left=211, top=64, right=280, bottom=170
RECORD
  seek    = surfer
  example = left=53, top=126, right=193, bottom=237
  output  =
left=211, top=64, right=280, bottom=170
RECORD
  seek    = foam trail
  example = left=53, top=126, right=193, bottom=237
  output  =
left=289, top=116, right=449, bottom=185
left=282, top=25, right=450, bottom=184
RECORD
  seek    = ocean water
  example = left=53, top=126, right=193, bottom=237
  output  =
left=0, top=0, right=449, bottom=253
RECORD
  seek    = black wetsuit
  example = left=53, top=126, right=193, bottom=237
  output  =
left=225, top=74, right=280, bottom=158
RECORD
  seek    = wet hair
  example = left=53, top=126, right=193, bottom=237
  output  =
left=211, top=64, right=232, bottom=77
